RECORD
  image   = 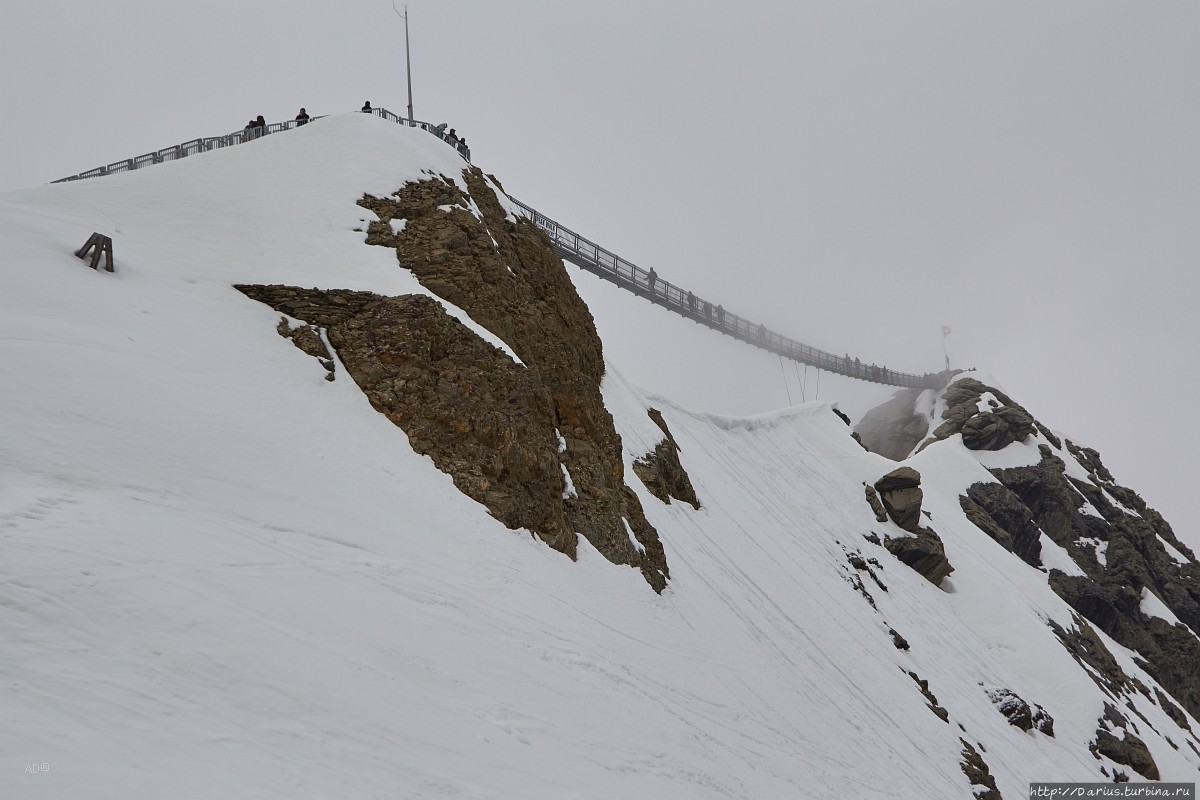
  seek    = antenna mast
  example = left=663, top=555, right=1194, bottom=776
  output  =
left=393, top=2, right=414, bottom=124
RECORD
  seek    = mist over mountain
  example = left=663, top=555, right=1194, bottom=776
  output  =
left=3, top=114, right=1198, bottom=798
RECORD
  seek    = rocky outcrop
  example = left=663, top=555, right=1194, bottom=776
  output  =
left=960, top=482, right=1043, bottom=567
left=1048, top=615, right=1134, bottom=698
left=873, top=467, right=954, bottom=585
left=632, top=409, right=701, bottom=509
left=1091, top=707, right=1160, bottom=782
left=236, top=168, right=673, bottom=592
left=941, top=379, right=1200, bottom=721
left=960, top=740, right=1003, bottom=800
left=981, top=442, right=1200, bottom=719
left=986, top=688, right=1054, bottom=736
left=854, top=388, right=929, bottom=460
left=921, top=378, right=1037, bottom=452
left=907, top=671, right=949, bottom=723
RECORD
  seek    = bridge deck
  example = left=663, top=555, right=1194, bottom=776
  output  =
left=50, top=109, right=941, bottom=389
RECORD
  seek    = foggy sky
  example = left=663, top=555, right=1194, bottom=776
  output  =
left=2, top=1, right=1197, bottom=548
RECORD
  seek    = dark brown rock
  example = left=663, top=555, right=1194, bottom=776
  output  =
left=632, top=409, right=701, bottom=510
left=864, top=485, right=888, bottom=523
left=960, top=740, right=1003, bottom=800
left=236, top=171, right=674, bottom=592
left=908, top=671, right=950, bottom=722
left=874, top=467, right=924, bottom=532
left=885, top=529, right=954, bottom=585
left=1092, top=728, right=1160, bottom=781
left=961, top=412, right=1015, bottom=451
left=961, top=482, right=1043, bottom=567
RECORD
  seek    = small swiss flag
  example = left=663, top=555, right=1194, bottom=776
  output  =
left=941, top=325, right=952, bottom=337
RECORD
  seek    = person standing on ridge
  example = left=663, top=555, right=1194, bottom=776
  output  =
left=295, top=108, right=310, bottom=126
left=361, top=101, right=373, bottom=113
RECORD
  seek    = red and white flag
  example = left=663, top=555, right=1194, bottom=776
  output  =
left=941, top=325, right=952, bottom=337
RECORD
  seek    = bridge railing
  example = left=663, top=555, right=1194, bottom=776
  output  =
left=509, top=197, right=940, bottom=389
left=53, top=108, right=469, bottom=184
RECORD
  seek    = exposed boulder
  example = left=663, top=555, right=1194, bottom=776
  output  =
left=884, top=530, right=954, bottom=586
left=874, top=467, right=923, bottom=532
left=986, top=688, right=1054, bottom=736
left=961, top=412, right=1015, bottom=451
left=631, top=408, right=701, bottom=509
left=873, top=467, right=954, bottom=584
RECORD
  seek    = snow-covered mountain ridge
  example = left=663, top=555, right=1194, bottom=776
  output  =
left=2, top=113, right=1197, bottom=798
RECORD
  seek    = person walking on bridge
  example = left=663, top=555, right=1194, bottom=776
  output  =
left=361, top=100, right=373, bottom=113
left=295, top=108, right=310, bottom=126
left=716, top=304, right=724, bottom=326
left=647, top=267, right=657, bottom=293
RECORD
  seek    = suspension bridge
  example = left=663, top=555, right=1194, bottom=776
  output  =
left=52, top=108, right=944, bottom=390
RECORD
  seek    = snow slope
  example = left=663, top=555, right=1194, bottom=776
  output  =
left=2, top=114, right=1197, bottom=798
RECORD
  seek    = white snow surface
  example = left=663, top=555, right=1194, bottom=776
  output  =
left=2, top=114, right=1199, bottom=798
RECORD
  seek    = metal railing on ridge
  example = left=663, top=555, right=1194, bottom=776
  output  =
left=52, top=107, right=469, bottom=183
left=49, top=112, right=939, bottom=389
left=508, top=198, right=942, bottom=389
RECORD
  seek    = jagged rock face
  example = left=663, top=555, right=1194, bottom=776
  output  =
left=959, top=740, right=1003, bottom=800
left=960, top=483, right=1043, bottom=568
left=854, top=388, right=929, bottom=460
left=940, top=377, right=1200, bottom=722
left=632, top=409, right=701, bottom=510
left=1093, top=728, right=1160, bottom=781
left=236, top=169, right=672, bottom=591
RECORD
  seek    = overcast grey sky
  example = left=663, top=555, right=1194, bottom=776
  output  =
left=2, top=1, right=1197, bottom=547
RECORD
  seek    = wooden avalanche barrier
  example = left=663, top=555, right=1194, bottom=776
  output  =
left=75, top=232, right=114, bottom=272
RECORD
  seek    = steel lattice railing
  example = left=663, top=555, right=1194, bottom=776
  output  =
left=508, top=198, right=943, bottom=389
left=52, top=108, right=469, bottom=183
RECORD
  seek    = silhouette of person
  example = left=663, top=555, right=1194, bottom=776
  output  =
left=361, top=101, right=373, bottom=113
left=647, top=267, right=657, bottom=292
left=687, top=291, right=695, bottom=310
left=295, top=108, right=310, bottom=126
left=716, top=304, right=724, bottom=325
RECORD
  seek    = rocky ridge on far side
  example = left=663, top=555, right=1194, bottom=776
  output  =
left=863, top=373, right=1200, bottom=766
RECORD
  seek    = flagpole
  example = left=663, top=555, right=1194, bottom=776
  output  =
left=941, top=326, right=951, bottom=371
